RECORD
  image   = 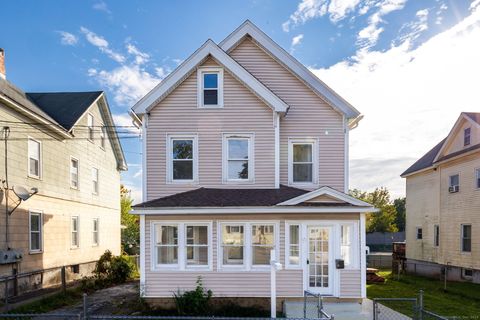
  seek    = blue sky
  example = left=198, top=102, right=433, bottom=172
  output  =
left=1, top=0, right=479, bottom=202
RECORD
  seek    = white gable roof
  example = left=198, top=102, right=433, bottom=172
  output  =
left=132, top=40, right=289, bottom=115
left=220, top=20, right=361, bottom=120
left=277, top=186, right=375, bottom=208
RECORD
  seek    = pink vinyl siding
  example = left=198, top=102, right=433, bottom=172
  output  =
left=229, top=38, right=345, bottom=191
left=144, top=214, right=360, bottom=298
left=146, top=58, right=276, bottom=200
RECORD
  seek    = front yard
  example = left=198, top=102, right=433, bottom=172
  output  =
left=367, top=270, right=480, bottom=317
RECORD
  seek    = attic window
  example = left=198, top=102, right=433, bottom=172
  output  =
left=464, top=127, right=471, bottom=146
left=197, top=68, right=223, bottom=108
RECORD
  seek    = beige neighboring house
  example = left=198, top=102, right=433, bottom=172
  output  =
left=131, top=21, right=374, bottom=308
left=0, top=50, right=127, bottom=297
left=401, top=112, right=480, bottom=283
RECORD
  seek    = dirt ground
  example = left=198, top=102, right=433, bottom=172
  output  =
left=48, top=282, right=143, bottom=315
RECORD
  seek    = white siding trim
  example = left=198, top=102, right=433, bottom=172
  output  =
left=344, top=115, right=349, bottom=193
left=274, top=113, right=280, bottom=188
left=359, top=213, right=366, bottom=298
left=139, top=214, right=146, bottom=296
left=142, top=115, right=148, bottom=202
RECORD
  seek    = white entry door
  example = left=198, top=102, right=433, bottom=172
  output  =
left=306, top=226, right=333, bottom=295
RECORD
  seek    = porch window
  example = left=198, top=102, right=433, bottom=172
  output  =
left=251, top=224, right=275, bottom=265
left=288, top=139, right=317, bottom=185
left=197, top=68, right=223, bottom=108
left=155, top=225, right=178, bottom=265
left=287, top=224, right=300, bottom=267
left=221, top=224, right=244, bottom=266
left=223, top=134, right=253, bottom=182
left=340, top=225, right=353, bottom=268
left=186, top=225, right=208, bottom=266
left=167, top=135, right=198, bottom=183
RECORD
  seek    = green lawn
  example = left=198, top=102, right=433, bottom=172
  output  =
left=367, top=271, right=480, bottom=317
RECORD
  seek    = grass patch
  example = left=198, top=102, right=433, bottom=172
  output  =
left=367, top=270, right=480, bottom=317
left=9, top=288, right=83, bottom=314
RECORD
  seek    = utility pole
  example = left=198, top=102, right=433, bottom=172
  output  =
left=3, top=126, right=10, bottom=249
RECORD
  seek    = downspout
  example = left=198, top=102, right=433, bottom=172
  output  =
left=344, top=116, right=349, bottom=193
left=274, top=113, right=280, bottom=189
left=142, top=114, right=149, bottom=203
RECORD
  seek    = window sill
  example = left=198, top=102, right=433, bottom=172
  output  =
left=198, top=105, right=224, bottom=109
left=28, top=175, right=41, bottom=180
left=289, top=182, right=318, bottom=188
left=223, top=179, right=255, bottom=184
left=29, top=250, right=43, bottom=255
left=71, top=186, right=79, bottom=191
left=167, top=180, right=198, bottom=185
left=70, top=246, right=79, bottom=250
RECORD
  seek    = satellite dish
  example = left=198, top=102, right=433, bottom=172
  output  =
left=13, top=185, right=33, bottom=201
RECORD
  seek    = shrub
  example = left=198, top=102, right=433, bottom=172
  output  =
left=173, top=277, right=212, bottom=315
left=110, top=255, right=135, bottom=283
left=85, top=250, right=136, bottom=289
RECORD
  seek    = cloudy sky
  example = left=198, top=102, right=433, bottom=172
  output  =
left=1, top=0, right=479, bottom=202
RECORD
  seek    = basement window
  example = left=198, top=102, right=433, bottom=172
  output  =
left=197, top=68, right=223, bottom=108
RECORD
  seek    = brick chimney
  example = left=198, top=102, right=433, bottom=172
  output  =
left=0, top=49, right=5, bottom=79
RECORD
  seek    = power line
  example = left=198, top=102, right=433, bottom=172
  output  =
left=0, top=119, right=139, bottom=128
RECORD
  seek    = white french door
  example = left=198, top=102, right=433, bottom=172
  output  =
left=306, top=226, right=333, bottom=295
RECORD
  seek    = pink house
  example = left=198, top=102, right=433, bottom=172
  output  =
left=131, top=21, right=373, bottom=306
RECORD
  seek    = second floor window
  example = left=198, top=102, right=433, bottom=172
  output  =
left=289, top=139, right=317, bottom=185
left=100, top=126, right=106, bottom=149
left=168, top=135, right=197, bottom=183
left=464, top=127, right=471, bottom=146
left=70, top=158, right=79, bottom=189
left=197, top=68, right=223, bottom=108
left=461, top=224, right=472, bottom=252
left=224, top=134, right=253, bottom=182
left=476, top=168, right=480, bottom=189
left=28, top=138, right=41, bottom=178
left=87, top=114, right=94, bottom=141
left=449, top=174, right=459, bottom=193
left=92, top=167, right=99, bottom=194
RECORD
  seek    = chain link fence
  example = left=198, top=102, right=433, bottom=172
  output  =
left=303, top=291, right=334, bottom=320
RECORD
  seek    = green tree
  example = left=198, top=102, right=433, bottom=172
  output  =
left=120, top=185, right=139, bottom=254
left=393, top=197, right=406, bottom=231
left=350, top=187, right=398, bottom=233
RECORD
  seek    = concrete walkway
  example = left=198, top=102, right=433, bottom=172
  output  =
left=285, top=299, right=411, bottom=320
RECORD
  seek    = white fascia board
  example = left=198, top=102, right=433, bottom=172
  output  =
left=277, top=186, right=373, bottom=207
left=219, top=20, right=361, bottom=119
left=130, top=206, right=374, bottom=215
left=131, top=39, right=288, bottom=115
left=433, top=113, right=480, bottom=163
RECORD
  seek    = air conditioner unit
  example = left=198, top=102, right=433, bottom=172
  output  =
left=449, top=185, right=459, bottom=193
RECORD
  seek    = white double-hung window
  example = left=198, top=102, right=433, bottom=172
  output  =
left=219, top=222, right=278, bottom=270
left=70, top=157, right=79, bottom=189
left=223, top=134, right=254, bottom=183
left=28, top=138, right=41, bottom=178
left=288, top=139, right=317, bottom=185
left=197, top=67, right=223, bottom=108
left=92, top=167, right=99, bottom=194
left=87, top=114, right=94, bottom=141
left=153, top=222, right=211, bottom=270
left=167, top=135, right=198, bottom=183
left=29, top=211, right=43, bottom=253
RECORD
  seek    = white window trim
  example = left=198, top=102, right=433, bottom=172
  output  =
left=222, top=133, right=255, bottom=184
left=197, top=67, right=224, bottom=108
left=92, top=218, right=99, bottom=246
left=461, top=224, right=472, bottom=253
left=288, top=138, right=319, bottom=187
left=71, top=216, right=79, bottom=249
left=449, top=173, right=460, bottom=192
left=87, top=113, right=94, bottom=142
left=285, top=222, right=302, bottom=270
left=27, top=137, right=42, bottom=179
left=70, top=156, right=79, bottom=190
left=29, top=210, right=43, bottom=254
left=416, top=227, right=423, bottom=240
left=217, top=221, right=280, bottom=272
left=100, top=124, right=106, bottom=150
left=166, top=134, right=198, bottom=184
left=151, top=221, right=212, bottom=271
left=92, top=167, right=99, bottom=195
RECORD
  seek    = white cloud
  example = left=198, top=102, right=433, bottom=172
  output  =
left=123, top=183, right=142, bottom=204
left=133, top=169, right=142, bottom=179
left=80, top=27, right=125, bottom=63
left=357, top=0, right=407, bottom=49
left=126, top=43, right=150, bottom=65
left=112, top=113, right=140, bottom=133
left=88, top=65, right=160, bottom=106
left=283, top=0, right=361, bottom=31
left=57, top=31, right=78, bottom=46
left=291, top=34, right=304, bottom=47
left=310, top=5, right=480, bottom=197
left=396, top=9, right=429, bottom=44
left=93, top=1, right=111, bottom=14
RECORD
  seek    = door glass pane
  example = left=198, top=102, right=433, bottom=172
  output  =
left=308, top=227, right=329, bottom=289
